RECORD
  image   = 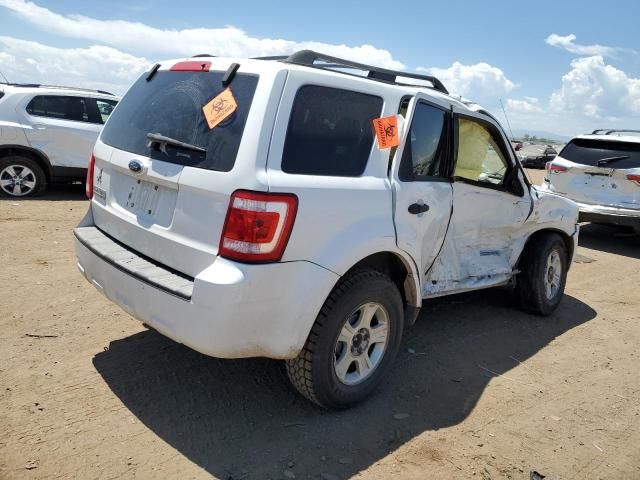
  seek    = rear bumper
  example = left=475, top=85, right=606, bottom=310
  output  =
left=576, top=201, right=640, bottom=228
left=75, top=226, right=339, bottom=360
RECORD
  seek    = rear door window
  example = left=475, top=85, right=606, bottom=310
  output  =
left=281, top=86, right=383, bottom=177
left=398, top=101, right=449, bottom=181
left=26, top=95, right=90, bottom=122
left=100, top=71, right=259, bottom=172
left=559, top=139, right=640, bottom=169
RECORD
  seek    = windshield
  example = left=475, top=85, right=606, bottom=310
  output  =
left=101, top=70, right=259, bottom=172
left=559, top=138, right=640, bottom=169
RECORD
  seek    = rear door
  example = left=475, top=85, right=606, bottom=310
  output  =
left=21, top=94, right=101, bottom=168
left=91, top=62, right=284, bottom=277
left=391, top=95, right=454, bottom=285
left=549, top=138, right=640, bottom=209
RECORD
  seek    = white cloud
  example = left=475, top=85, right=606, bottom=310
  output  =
left=418, top=61, right=516, bottom=105
left=0, top=36, right=149, bottom=95
left=0, top=0, right=404, bottom=69
left=506, top=97, right=543, bottom=113
left=545, top=33, right=625, bottom=57
left=549, top=55, right=640, bottom=118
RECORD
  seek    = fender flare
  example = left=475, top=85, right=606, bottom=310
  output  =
left=0, top=144, right=53, bottom=181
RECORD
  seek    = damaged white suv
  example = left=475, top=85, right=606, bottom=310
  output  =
left=75, top=51, right=579, bottom=408
left=541, top=130, right=640, bottom=233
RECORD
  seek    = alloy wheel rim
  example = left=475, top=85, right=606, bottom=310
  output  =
left=0, top=165, right=37, bottom=196
left=333, top=302, right=389, bottom=385
left=544, top=249, right=562, bottom=300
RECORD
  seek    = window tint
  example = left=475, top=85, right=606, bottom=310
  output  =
left=26, top=95, right=89, bottom=122
left=101, top=71, right=259, bottom=172
left=282, top=86, right=383, bottom=176
left=454, top=118, right=509, bottom=186
left=399, top=102, right=448, bottom=180
left=559, top=139, right=640, bottom=169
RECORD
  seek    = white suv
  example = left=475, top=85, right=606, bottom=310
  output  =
left=74, top=51, right=579, bottom=408
left=0, top=83, right=118, bottom=197
left=541, top=130, right=640, bottom=233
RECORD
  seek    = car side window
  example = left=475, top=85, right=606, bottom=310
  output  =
left=454, top=117, right=509, bottom=187
left=282, top=85, right=383, bottom=177
left=95, top=99, right=118, bottom=124
left=398, top=102, right=448, bottom=181
left=26, top=95, right=90, bottom=122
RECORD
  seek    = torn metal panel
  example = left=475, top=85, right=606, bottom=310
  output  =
left=423, top=185, right=578, bottom=298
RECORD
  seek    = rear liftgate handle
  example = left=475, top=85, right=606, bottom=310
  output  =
left=408, top=202, right=430, bottom=215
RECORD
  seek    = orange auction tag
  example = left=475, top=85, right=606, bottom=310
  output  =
left=372, top=115, right=399, bottom=149
left=202, top=88, right=237, bottom=129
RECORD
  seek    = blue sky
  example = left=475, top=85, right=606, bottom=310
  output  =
left=1, top=0, right=639, bottom=137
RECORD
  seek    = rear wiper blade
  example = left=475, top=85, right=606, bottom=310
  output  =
left=147, top=132, right=206, bottom=153
left=597, top=155, right=630, bottom=167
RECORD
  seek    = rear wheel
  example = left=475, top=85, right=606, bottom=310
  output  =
left=0, top=156, right=47, bottom=197
left=286, top=269, right=404, bottom=408
left=515, top=233, right=568, bottom=315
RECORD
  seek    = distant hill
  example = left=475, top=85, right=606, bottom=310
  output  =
left=511, top=129, right=572, bottom=143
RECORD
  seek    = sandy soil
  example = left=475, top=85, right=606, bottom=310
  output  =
left=1, top=175, right=639, bottom=479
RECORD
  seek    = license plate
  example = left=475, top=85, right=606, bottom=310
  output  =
left=125, top=179, right=163, bottom=216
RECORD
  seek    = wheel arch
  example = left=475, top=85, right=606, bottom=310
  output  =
left=341, top=250, right=422, bottom=315
left=0, top=144, right=53, bottom=183
left=518, top=228, right=575, bottom=269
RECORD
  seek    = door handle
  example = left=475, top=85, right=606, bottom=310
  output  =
left=408, top=202, right=429, bottom=215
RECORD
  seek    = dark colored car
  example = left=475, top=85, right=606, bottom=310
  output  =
left=521, top=146, right=557, bottom=169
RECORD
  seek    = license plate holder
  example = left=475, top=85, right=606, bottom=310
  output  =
left=125, top=179, right=163, bottom=216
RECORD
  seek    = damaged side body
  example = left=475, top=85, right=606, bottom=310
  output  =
left=423, top=186, right=578, bottom=298
left=390, top=96, right=579, bottom=300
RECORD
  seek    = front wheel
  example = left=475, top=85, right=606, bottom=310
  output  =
left=515, top=233, right=568, bottom=315
left=286, top=269, right=404, bottom=408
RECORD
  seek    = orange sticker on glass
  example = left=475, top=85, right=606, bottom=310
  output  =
left=202, top=88, right=237, bottom=129
left=372, top=115, right=399, bottom=149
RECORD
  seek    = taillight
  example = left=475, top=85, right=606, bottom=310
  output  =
left=86, top=153, right=95, bottom=199
left=627, top=174, right=640, bottom=186
left=219, top=190, right=298, bottom=263
left=548, top=162, right=567, bottom=173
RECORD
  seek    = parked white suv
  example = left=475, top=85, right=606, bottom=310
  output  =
left=74, top=51, right=579, bottom=407
left=541, top=130, right=640, bottom=233
left=0, top=83, right=118, bottom=197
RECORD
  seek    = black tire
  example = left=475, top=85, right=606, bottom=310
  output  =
left=515, top=233, right=568, bottom=315
left=286, top=269, right=404, bottom=408
left=0, top=156, right=47, bottom=198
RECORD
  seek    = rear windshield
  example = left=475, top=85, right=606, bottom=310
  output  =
left=559, top=138, right=640, bottom=169
left=101, top=70, right=258, bottom=172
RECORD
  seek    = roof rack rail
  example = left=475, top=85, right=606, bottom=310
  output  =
left=0, top=82, right=115, bottom=96
left=591, top=129, right=640, bottom=135
left=252, top=55, right=289, bottom=61
left=255, top=49, right=449, bottom=94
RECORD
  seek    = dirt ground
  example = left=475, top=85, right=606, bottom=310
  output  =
left=1, top=171, right=639, bottom=480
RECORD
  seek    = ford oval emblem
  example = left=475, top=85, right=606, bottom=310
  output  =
left=128, top=160, right=143, bottom=173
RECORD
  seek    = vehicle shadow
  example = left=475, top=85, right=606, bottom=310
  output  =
left=0, top=183, right=87, bottom=201
left=93, top=290, right=596, bottom=479
left=579, top=223, right=639, bottom=259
